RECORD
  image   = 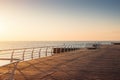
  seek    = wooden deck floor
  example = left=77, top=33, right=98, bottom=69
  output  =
left=0, top=45, right=120, bottom=80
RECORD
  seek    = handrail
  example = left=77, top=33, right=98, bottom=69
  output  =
left=0, top=45, right=64, bottom=51
left=0, top=42, right=111, bottom=65
left=0, top=58, right=20, bottom=61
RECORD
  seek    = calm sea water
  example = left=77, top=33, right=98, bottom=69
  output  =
left=0, top=41, right=113, bottom=50
left=0, top=41, right=113, bottom=66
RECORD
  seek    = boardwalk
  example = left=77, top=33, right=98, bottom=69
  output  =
left=0, top=45, right=120, bottom=80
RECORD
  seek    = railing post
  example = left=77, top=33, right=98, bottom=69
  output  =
left=67, top=45, right=69, bottom=52
left=64, top=46, right=66, bottom=52
left=38, top=48, right=41, bottom=58
left=66, top=45, right=68, bottom=52
left=22, top=49, right=26, bottom=61
left=51, top=47, right=53, bottom=56
left=45, top=47, right=48, bottom=57
left=70, top=45, right=71, bottom=51
left=71, top=45, right=73, bottom=51
left=62, top=44, right=65, bottom=53
left=10, top=50, right=14, bottom=63
left=54, top=47, right=56, bottom=53
left=31, top=48, right=34, bottom=59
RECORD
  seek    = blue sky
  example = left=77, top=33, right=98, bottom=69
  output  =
left=14, top=0, right=120, bottom=22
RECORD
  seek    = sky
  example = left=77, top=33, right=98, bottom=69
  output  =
left=0, top=0, right=120, bottom=41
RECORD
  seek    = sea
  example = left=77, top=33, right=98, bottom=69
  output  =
left=0, top=41, right=116, bottom=66
left=0, top=41, right=113, bottom=50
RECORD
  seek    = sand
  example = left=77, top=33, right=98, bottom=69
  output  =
left=0, top=45, right=120, bottom=80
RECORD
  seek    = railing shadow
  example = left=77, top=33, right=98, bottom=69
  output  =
left=15, top=50, right=81, bottom=80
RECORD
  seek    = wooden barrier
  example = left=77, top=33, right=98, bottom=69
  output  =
left=53, top=48, right=80, bottom=53
left=113, top=42, right=120, bottom=45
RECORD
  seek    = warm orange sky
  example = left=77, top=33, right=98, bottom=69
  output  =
left=0, top=0, right=120, bottom=41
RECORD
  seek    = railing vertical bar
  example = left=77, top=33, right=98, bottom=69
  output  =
left=51, top=47, right=53, bottom=56
left=60, top=47, right=62, bottom=53
left=38, top=48, right=41, bottom=58
left=67, top=45, right=69, bottom=52
left=45, top=47, right=48, bottom=57
left=66, top=45, right=68, bottom=52
left=31, top=48, right=34, bottom=59
left=10, top=50, right=14, bottom=63
left=63, top=46, right=65, bottom=53
left=22, top=49, right=26, bottom=61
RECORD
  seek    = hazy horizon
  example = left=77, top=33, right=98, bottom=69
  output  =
left=0, top=0, right=120, bottom=41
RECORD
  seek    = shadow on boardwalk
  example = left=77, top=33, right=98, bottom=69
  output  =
left=1, top=45, right=120, bottom=80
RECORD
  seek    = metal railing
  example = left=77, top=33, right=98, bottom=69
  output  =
left=0, top=42, right=112, bottom=65
left=0, top=41, right=113, bottom=66
left=0, top=44, right=82, bottom=66
left=0, top=44, right=81, bottom=80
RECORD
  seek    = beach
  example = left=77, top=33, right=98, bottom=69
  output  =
left=0, top=45, right=120, bottom=80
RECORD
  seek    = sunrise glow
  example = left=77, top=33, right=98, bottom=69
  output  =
left=0, top=0, right=120, bottom=41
